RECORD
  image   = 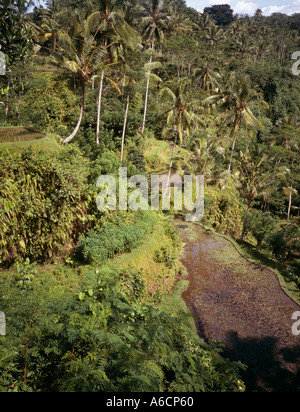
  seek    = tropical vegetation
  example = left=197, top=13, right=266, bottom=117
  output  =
left=0, top=0, right=299, bottom=393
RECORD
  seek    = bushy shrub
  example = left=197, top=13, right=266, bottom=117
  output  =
left=243, top=210, right=278, bottom=248
left=204, top=185, right=245, bottom=238
left=76, top=211, right=159, bottom=265
left=20, top=73, right=77, bottom=132
left=0, top=267, right=245, bottom=392
left=266, top=222, right=300, bottom=262
left=154, top=244, right=178, bottom=268
left=0, top=147, right=91, bottom=267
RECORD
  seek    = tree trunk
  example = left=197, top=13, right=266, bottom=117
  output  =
left=96, top=70, right=104, bottom=145
left=121, top=92, right=130, bottom=163
left=240, top=199, right=253, bottom=240
left=63, top=80, right=85, bottom=144
left=142, top=55, right=152, bottom=134
left=53, top=33, right=57, bottom=53
left=288, top=191, right=292, bottom=220
left=228, top=130, right=238, bottom=175
left=142, top=36, right=155, bottom=134
left=164, top=131, right=178, bottom=197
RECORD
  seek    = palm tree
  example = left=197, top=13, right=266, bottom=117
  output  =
left=90, top=0, right=138, bottom=144
left=141, top=0, right=170, bottom=133
left=205, top=73, right=267, bottom=176
left=204, top=23, right=224, bottom=51
left=93, top=63, right=122, bottom=145
left=283, top=186, right=298, bottom=219
left=120, top=63, right=144, bottom=162
left=54, top=12, right=106, bottom=144
left=141, top=0, right=170, bottom=48
left=196, top=12, right=213, bottom=33
left=141, top=57, right=162, bottom=132
left=233, top=30, right=254, bottom=62
left=235, top=147, right=274, bottom=239
left=193, top=63, right=222, bottom=94
left=166, top=10, right=192, bottom=38
left=184, top=135, right=226, bottom=186
left=160, top=78, right=205, bottom=194
left=39, top=0, right=68, bottom=53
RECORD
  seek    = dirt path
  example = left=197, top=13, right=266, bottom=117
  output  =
left=175, top=221, right=300, bottom=392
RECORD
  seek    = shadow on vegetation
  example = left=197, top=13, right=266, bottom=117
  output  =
left=222, top=332, right=300, bottom=392
left=185, top=301, right=300, bottom=392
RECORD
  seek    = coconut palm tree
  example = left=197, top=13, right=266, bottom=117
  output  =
left=141, top=0, right=170, bottom=133
left=141, top=0, right=170, bottom=48
left=205, top=73, right=267, bottom=176
left=196, top=12, right=213, bottom=33
left=89, top=0, right=139, bottom=144
left=39, top=0, right=68, bottom=53
left=120, top=63, right=144, bottom=162
left=54, top=12, right=106, bottom=144
left=204, top=23, right=224, bottom=51
left=193, top=63, right=222, bottom=94
left=235, top=147, right=274, bottom=239
left=233, top=30, right=255, bottom=62
left=160, top=78, right=206, bottom=194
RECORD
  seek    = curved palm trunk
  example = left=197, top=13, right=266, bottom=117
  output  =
left=63, top=80, right=85, bottom=144
left=121, top=92, right=130, bottom=163
left=96, top=70, right=104, bottom=145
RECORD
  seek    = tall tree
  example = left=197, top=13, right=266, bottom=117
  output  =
left=160, top=78, right=205, bottom=194
left=53, top=12, right=106, bottom=143
left=203, top=4, right=234, bottom=26
left=0, top=0, right=32, bottom=108
left=141, top=0, right=170, bottom=133
left=0, top=0, right=32, bottom=70
left=204, top=23, right=224, bottom=51
left=193, top=62, right=222, bottom=94
left=205, top=73, right=267, bottom=177
left=119, top=63, right=144, bottom=162
left=235, top=147, right=274, bottom=239
left=90, top=0, right=138, bottom=144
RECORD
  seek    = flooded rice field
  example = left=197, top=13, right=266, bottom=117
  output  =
left=175, top=221, right=300, bottom=392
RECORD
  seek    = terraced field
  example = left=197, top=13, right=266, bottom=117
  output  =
left=0, top=127, right=63, bottom=154
left=175, top=220, right=300, bottom=392
left=0, top=127, right=45, bottom=143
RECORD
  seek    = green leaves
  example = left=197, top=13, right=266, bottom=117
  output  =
left=0, top=267, right=245, bottom=392
left=0, top=148, right=90, bottom=267
left=77, top=211, right=158, bottom=265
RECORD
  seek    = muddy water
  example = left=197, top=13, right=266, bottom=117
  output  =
left=175, top=221, right=300, bottom=392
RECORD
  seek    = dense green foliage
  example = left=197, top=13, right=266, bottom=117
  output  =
left=0, top=0, right=299, bottom=393
left=77, top=211, right=159, bottom=265
left=0, top=265, right=245, bottom=392
left=0, top=147, right=91, bottom=267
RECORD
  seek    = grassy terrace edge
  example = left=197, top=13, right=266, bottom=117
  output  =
left=0, top=127, right=63, bottom=154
